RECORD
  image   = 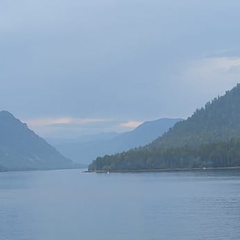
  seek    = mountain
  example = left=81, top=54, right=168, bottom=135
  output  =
left=89, top=83, right=240, bottom=171
left=151, top=84, right=240, bottom=148
left=51, top=118, right=181, bottom=165
left=111, top=118, right=183, bottom=149
left=0, top=111, right=73, bottom=171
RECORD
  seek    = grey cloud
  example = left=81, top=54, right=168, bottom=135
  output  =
left=1, top=0, right=240, bottom=135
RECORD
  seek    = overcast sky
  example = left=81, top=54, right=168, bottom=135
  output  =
left=1, top=0, right=240, bottom=138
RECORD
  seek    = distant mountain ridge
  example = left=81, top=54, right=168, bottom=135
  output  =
left=51, top=118, right=182, bottom=165
left=89, top=83, right=240, bottom=171
left=0, top=111, right=73, bottom=171
left=112, top=118, right=183, bottom=149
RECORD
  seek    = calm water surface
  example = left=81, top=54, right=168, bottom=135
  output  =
left=0, top=169, right=240, bottom=240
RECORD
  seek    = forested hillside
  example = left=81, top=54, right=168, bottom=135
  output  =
left=89, top=84, right=240, bottom=171
left=152, top=83, right=240, bottom=148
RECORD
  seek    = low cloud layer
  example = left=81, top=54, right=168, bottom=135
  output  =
left=25, top=117, right=144, bottom=138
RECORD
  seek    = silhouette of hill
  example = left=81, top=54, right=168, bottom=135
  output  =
left=0, top=111, right=73, bottom=171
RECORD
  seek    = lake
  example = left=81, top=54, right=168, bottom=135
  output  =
left=0, top=169, right=240, bottom=240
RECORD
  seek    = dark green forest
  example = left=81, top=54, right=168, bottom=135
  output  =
left=89, top=83, right=240, bottom=171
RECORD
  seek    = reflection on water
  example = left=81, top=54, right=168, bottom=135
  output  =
left=0, top=169, right=240, bottom=240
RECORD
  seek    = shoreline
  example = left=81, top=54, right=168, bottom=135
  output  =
left=85, top=166, right=240, bottom=173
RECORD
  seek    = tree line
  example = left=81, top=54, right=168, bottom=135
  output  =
left=89, top=138, right=240, bottom=171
